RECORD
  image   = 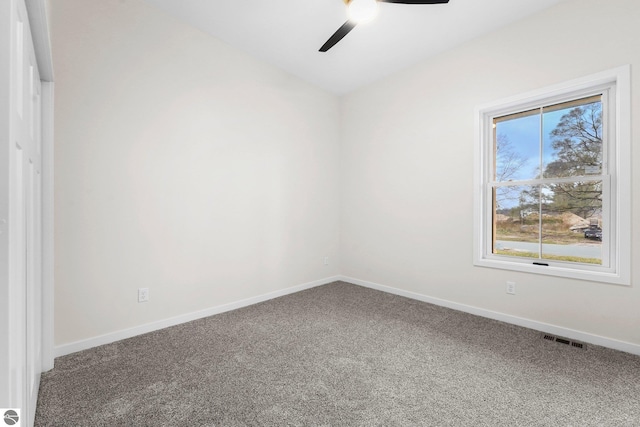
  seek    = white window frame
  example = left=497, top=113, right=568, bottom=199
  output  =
left=474, top=66, right=630, bottom=286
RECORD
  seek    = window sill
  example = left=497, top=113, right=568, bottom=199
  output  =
left=473, top=256, right=629, bottom=286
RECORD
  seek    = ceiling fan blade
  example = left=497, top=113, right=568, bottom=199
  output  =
left=378, top=0, right=449, bottom=4
left=319, top=21, right=357, bottom=52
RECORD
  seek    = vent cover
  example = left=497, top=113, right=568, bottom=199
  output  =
left=542, top=334, right=585, bottom=349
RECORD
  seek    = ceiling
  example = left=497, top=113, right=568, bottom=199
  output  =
left=142, top=0, right=566, bottom=94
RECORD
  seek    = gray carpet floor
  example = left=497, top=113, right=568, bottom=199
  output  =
left=35, top=281, right=640, bottom=426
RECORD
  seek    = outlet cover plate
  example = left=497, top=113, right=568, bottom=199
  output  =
left=506, top=281, right=516, bottom=295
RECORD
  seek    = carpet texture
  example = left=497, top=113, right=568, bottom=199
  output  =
left=35, top=281, right=640, bottom=426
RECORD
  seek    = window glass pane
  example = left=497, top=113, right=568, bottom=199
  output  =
left=542, top=96, right=603, bottom=178
left=494, top=110, right=540, bottom=182
left=493, top=185, right=540, bottom=258
left=540, top=181, right=602, bottom=264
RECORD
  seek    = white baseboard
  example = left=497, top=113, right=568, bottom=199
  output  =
left=55, top=274, right=640, bottom=359
left=54, top=276, right=341, bottom=358
left=340, top=275, right=640, bottom=356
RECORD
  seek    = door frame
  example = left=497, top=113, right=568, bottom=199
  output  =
left=25, top=0, right=54, bottom=373
left=40, top=81, right=53, bottom=372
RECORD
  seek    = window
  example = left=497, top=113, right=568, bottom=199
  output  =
left=474, top=66, right=630, bottom=285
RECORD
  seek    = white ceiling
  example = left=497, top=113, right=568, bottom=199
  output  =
left=143, top=0, right=566, bottom=94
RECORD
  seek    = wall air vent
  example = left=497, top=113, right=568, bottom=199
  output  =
left=542, top=334, right=585, bottom=349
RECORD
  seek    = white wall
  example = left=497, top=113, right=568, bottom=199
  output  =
left=51, top=0, right=341, bottom=346
left=52, top=0, right=640, bottom=352
left=341, top=0, right=640, bottom=346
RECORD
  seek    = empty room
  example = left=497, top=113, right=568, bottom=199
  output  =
left=2, top=0, right=639, bottom=425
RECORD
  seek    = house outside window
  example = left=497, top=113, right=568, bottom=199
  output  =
left=474, top=66, right=630, bottom=285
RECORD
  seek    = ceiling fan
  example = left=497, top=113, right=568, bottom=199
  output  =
left=319, top=0, right=450, bottom=52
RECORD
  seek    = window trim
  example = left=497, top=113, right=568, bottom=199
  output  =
left=474, top=66, right=630, bottom=286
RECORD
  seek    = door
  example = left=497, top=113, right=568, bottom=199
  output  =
left=1, top=0, right=44, bottom=425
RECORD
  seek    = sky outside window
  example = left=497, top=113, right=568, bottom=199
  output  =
left=495, top=97, right=602, bottom=185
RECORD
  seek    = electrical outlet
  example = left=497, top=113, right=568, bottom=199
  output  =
left=506, top=281, right=516, bottom=295
left=138, top=287, right=149, bottom=303
left=323, top=256, right=329, bottom=266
